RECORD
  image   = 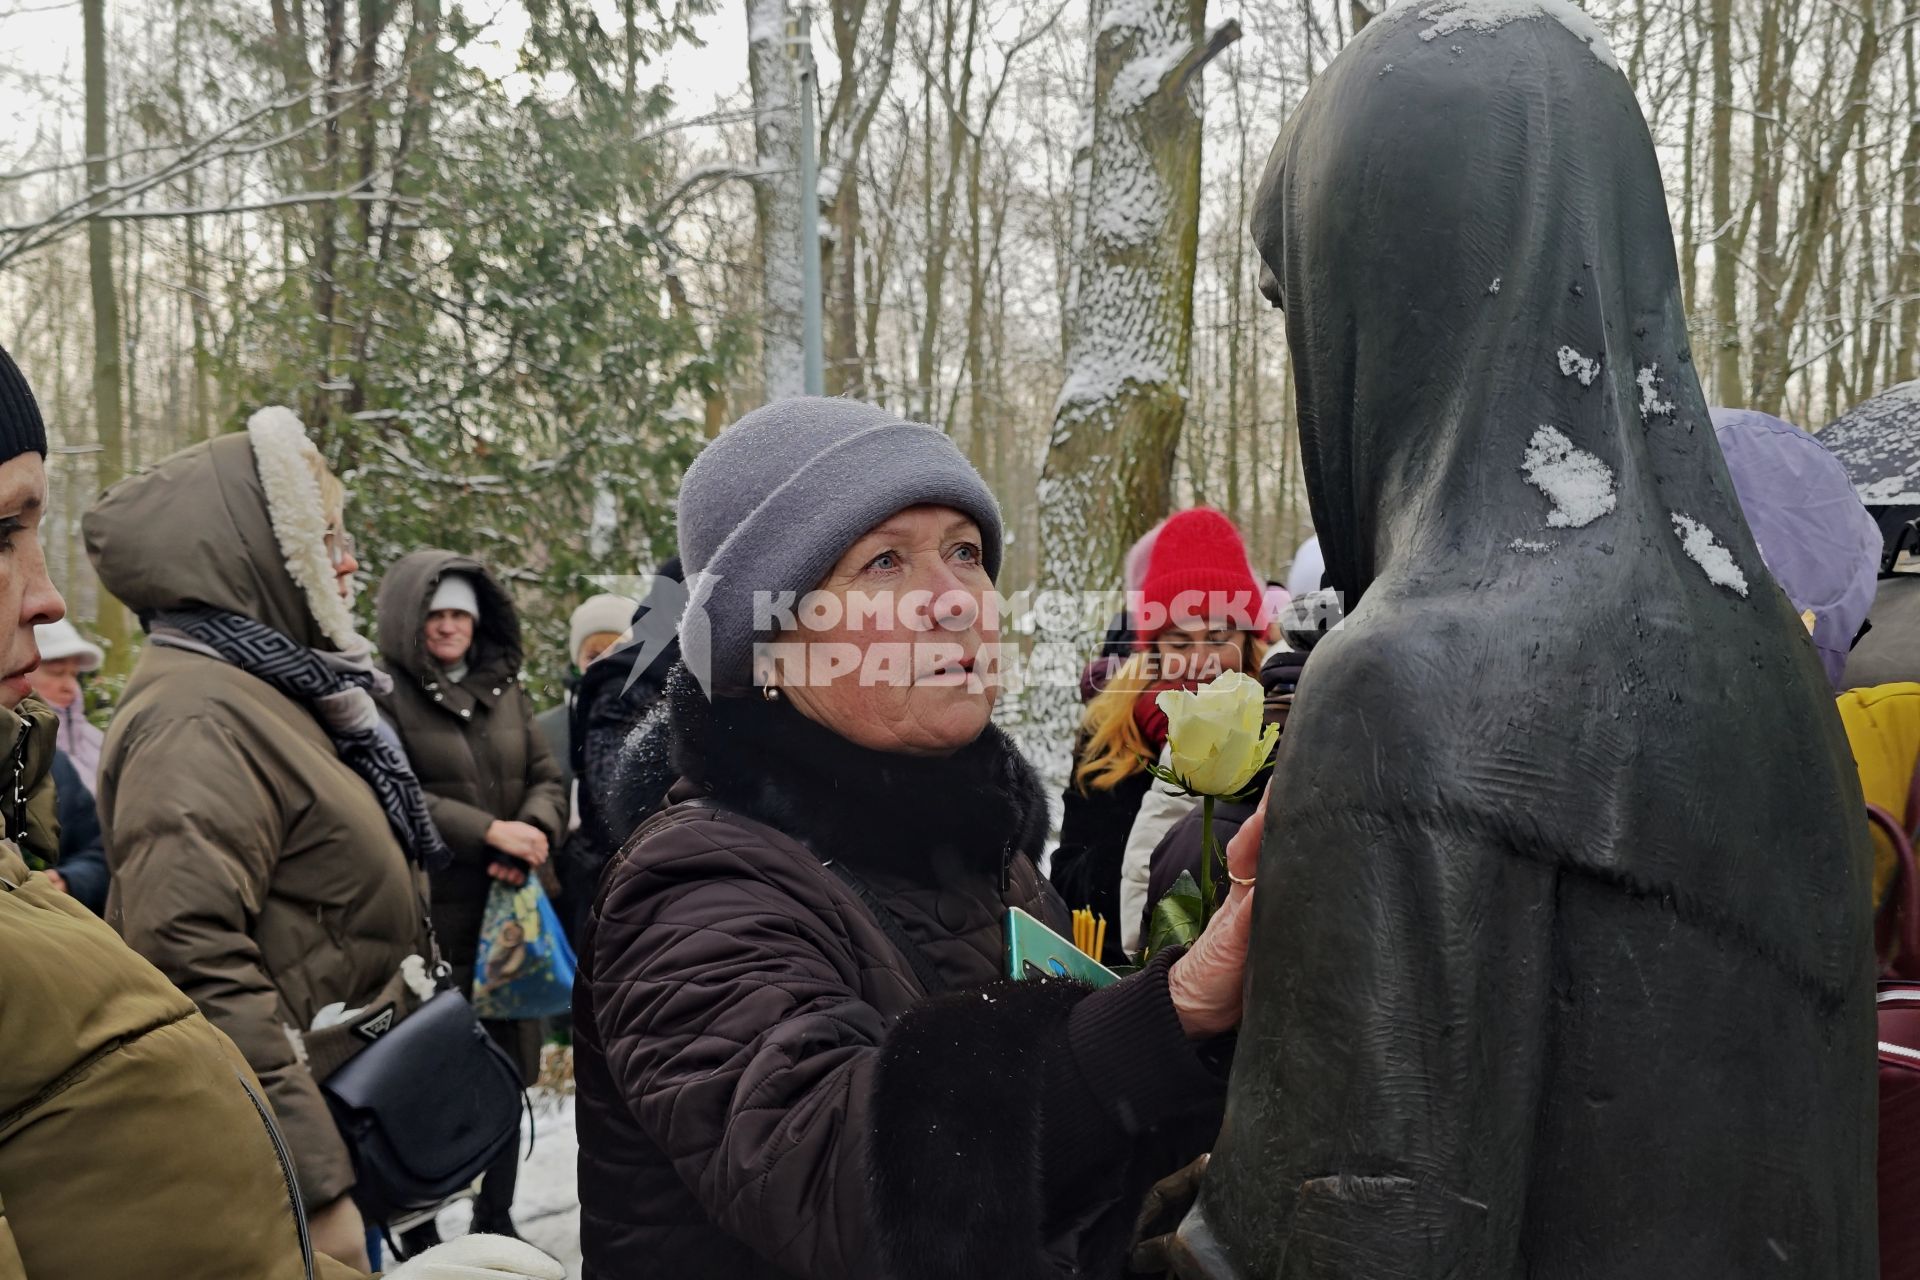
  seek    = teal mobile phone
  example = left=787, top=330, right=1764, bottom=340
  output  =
left=1005, top=906, right=1121, bottom=988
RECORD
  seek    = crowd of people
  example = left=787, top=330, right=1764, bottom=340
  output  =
left=3, top=4, right=1918, bottom=1278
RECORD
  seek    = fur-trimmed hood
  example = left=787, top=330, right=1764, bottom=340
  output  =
left=84, top=407, right=362, bottom=652
left=628, top=663, right=1050, bottom=882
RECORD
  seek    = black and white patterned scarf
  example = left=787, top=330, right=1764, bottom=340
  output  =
left=150, top=607, right=452, bottom=871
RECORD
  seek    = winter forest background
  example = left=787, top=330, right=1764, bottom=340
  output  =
left=0, top=0, right=1911, bottom=746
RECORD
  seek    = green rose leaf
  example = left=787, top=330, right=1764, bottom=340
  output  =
left=1142, top=870, right=1207, bottom=963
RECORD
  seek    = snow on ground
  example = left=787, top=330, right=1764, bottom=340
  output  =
left=431, top=1089, right=582, bottom=1276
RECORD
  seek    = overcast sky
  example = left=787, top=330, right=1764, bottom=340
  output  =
left=1, top=0, right=756, bottom=158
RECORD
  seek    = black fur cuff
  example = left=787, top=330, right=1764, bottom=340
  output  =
left=869, top=977, right=1084, bottom=1280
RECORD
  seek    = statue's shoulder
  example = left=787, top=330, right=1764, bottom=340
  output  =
left=1290, top=595, right=1495, bottom=716
left=1274, top=595, right=1548, bottom=821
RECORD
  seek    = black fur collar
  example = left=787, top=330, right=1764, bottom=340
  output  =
left=662, top=665, right=1049, bottom=880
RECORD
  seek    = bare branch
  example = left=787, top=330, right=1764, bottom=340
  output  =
left=1166, top=21, right=1245, bottom=102
left=0, top=69, right=410, bottom=268
left=86, top=176, right=412, bottom=224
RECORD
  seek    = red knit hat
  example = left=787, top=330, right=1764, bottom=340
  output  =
left=1134, top=507, right=1262, bottom=640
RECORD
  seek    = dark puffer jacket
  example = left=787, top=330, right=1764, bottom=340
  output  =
left=575, top=668, right=1228, bottom=1280
left=555, top=569, right=683, bottom=945
left=374, top=550, right=567, bottom=977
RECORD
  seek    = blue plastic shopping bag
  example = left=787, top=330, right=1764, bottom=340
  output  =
left=471, top=877, right=577, bottom=1020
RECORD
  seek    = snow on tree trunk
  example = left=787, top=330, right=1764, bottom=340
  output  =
left=1024, top=0, right=1237, bottom=789
left=748, top=0, right=806, bottom=403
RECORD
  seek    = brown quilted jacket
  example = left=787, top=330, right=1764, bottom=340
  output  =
left=373, top=549, right=567, bottom=976
left=86, top=434, right=426, bottom=1210
left=575, top=670, right=1229, bottom=1280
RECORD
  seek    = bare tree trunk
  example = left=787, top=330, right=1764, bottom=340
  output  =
left=1226, top=56, right=1248, bottom=535
left=824, top=0, right=863, bottom=398
left=1746, top=0, right=1782, bottom=407
left=1709, top=0, right=1740, bottom=402
left=822, top=0, right=901, bottom=396
left=862, top=134, right=904, bottom=405
left=121, top=214, right=145, bottom=471
left=1755, top=0, right=1883, bottom=410
left=1858, top=141, right=1885, bottom=397
left=990, top=215, right=1014, bottom=501
left=1029, top=0, right=1239, bottom=780
left=827, top=170, right=863, bottom=395
left=168, top=0, right=215, bottom=440
left=748, top=0, right=805, bottom=402
left=1679, top=0, right=1701, bottom=319
left=914, top=0, right=979, bottom=423
left=1896, top=4, right=1920, bottom=384
left=343, top=0, right=391, bottom=419
left=83, top=0, right=130, bottom=672
left=666, top=273, right=730, bottom=437
left=312, top=0, right=348, bottom=408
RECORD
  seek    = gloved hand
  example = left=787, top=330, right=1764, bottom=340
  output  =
left=1129, top=1153, right=1209, bottom=1276
left=1167, top=786, right=1266, bottom=1039
left=382, top=1234, right=567, bottom=1279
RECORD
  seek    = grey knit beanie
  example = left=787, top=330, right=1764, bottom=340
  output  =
left=677, top=397, right=1003, bottom=696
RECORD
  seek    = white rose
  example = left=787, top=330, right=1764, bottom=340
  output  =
left=1155, top=669, right=1279, bottom=797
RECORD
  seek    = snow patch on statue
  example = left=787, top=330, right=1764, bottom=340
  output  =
left=1670, top=513, right=1750, bottom=596
left=1413, top=0, right=1621, bottom=70
left=1522, top=426, right=1617, bottom=528
left=1556, top=345, right=1600, bottom=386
left=1637, top=365, right=1676, bottom=419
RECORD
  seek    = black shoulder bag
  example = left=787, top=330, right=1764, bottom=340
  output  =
left=320, top=889, right=525, bottom=1225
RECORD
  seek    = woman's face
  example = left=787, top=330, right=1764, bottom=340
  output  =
left=324, top=522, right=358, bottom=601
left=0, top=455, right=66, bottom=710
left=773, top=505, right=997, bottom=757
left=1153, top=624, right=1247, bottom=684
left=27, top=656, right=80, bottom=709
left=578, top=631, right=621, bottom=667
left=424, top=609, right=475, bottom=667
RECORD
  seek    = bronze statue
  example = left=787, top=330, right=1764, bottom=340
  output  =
left=1176, top=1, right=1878, bottom=1274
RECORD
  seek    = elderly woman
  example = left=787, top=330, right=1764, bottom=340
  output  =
left=576, top=398, right=1258, bottom=1280
left=374, top=550, right=566, bottom=1244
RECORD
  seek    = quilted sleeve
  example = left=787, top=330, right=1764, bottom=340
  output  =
left=589, top=820, right=890, bottom=1280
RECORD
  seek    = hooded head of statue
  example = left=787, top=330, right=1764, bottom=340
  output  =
left=1176, top=4, right=1879, bottom=1277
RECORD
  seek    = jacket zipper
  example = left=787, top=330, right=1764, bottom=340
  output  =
left=4, top=727, right=26, bottom=847
left=236, top=1070, right=316, bottom=1280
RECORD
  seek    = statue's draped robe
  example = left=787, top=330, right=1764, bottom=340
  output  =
left=1180, top=4, right=1879, bottom=1276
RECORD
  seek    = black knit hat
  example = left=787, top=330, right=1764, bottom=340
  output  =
left=0, top=344, right=50, bottom=464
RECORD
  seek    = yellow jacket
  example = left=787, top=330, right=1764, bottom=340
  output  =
left=1835, top=681, right=1920, bottom=908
